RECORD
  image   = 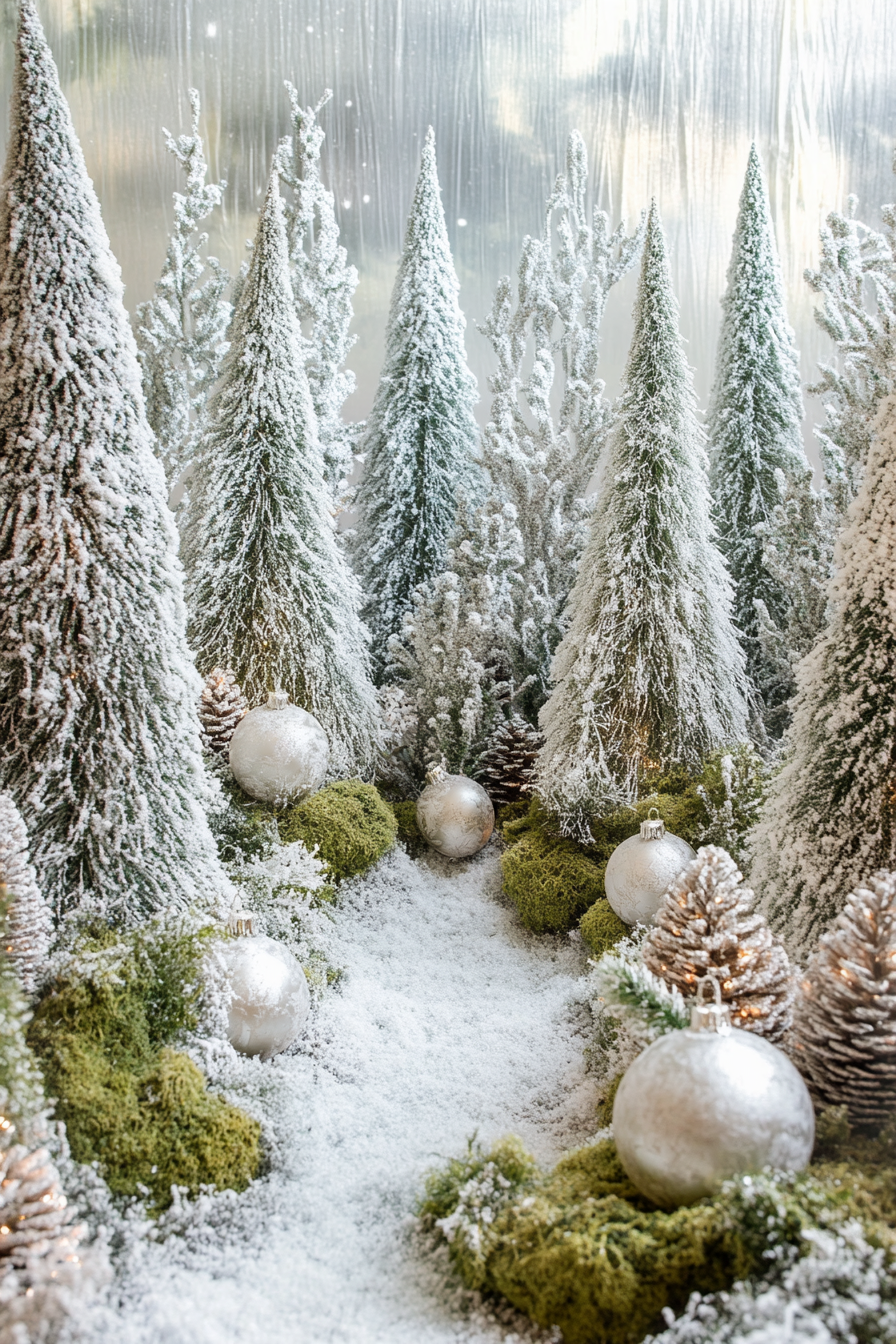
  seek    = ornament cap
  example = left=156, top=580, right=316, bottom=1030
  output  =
left=425, top=762, right=448, bottom=787
left=640, top=806, right=666, bottom=841
left=689, top=976, right=731, bottom=1035
left=266, top=689, right=289, bottom=711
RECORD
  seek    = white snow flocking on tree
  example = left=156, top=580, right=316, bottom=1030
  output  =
left=537, top=201, right=750, bottom=831
left=478, top=132, right=643, bottom=714
left=0, top=0, right=226, bottom=922
left=182, top=161, right=380, bottom=778
left=351, top=127, right=481, bottom=681
left=277, top=85, right=360, bottom=500
left=0, top=794, right=52, bottom=997
left=752, top=392, right=896, bottom=954
left=135, top=88, right=231, bottom=497
left=708, top=144, right=828, bottom=738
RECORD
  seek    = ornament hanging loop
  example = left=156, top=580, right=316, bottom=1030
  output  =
left=640, top=806, right=666, bottom=841
left=690, top=975, right=731, bottom=1035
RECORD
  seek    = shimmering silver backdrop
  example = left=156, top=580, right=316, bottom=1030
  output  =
left=5, top=0, right=896, bottom=443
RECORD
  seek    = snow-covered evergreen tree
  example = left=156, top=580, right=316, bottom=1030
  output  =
left=0, top=795, right=52, bottom=997
left=277, top=85, right=359, bottom=497
left=352, top=128, right=480, bottom=679
left=537, top=202, right=749, bottom=829
left=182, top=163, right=379, bottom=777
left=478, top=133, right=643, bottom=709
left=708, top=145, right=827, bottom=735
left=805, top=192, right=896, bottom=514
left=752, top=392, right=896, bottom=952
left=0, top=0, right=225, bottom=921
left=135, top=88, right=230, bottom=493
left=390, top=499, right=523, bottom=772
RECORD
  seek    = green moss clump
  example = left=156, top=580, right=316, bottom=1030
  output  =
left=423, top=1136, right=894, bottom=1344
left=279, top=780, right=397, bottom=880
left=388, top=800, right=427, bottom=857
left=28, top=924, right=261, bottom=1212
left=501, top=830, right=604, bottom=933
left=580, top=900, right=627, bottom=957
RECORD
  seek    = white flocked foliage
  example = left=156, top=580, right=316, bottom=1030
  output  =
left=135, top=89, right=230, bottom=496
left=708, top=145, right=827, bottom=736
left=277, top=85, right=359, bottom=498
left=0, top=0, right=226, bottom=922
left=0, top=794, right=52, bottom=997
left=752, top=393, right=896, bottom=953
left=352, top=127, right=481, bottom=678
left=182, top=164, right=380, bottom=778
left=537, top=202, right=749, bottom=829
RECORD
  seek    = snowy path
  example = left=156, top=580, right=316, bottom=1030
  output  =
left=87, top=845, right=598, bottom=1343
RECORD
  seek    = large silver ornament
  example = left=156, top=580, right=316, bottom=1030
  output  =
left=229, top=689, right=328, bottom=806
left=416, top=765, right=495, bottom=858
left=613, top=979, right=814, bottom=1208
left=604, top=809, right=696, bottom=925
left=215, top=933, right=311, bottom=1061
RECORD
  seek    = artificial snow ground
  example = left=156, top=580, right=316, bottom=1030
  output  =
left=81, top=843, right=599, bottom=1343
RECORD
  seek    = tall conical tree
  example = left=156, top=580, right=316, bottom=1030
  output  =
left=182, top=164, right=380, bottom=777
left=0, top=0, right=225, bottom=921
left=352, top=128, right=480, bottom=680
left=752, top=392, right=896, bottom=953
left=708, top=145, right=825, bottom=735
left=537, top=202, right=749, bottom=829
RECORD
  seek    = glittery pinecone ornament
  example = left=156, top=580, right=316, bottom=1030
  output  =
left=792, top=869, right=896, bottom=1130
left=643, top=845, right=794, bottom=1042
left=475, top=713, right=543, bottom=807
left=0, top=795, right=53, bottom=996
left=198, top=668, right=247, bottom=754
left=0, top=1140, right=82, bottom=1288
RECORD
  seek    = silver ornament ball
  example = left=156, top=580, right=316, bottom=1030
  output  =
left=613, top=981, right=814, bottom=1208
left=215, top=933, right=311, bottom=1061
left=229, top=689, right=328, bottom=806
left=416, top=765, right=495, bottom=858
left=604, top=809, right=696, bottom=925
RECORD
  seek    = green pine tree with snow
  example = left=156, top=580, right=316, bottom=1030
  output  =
left=182, top=163, right=379, bottom=778
left=708, top=145, right=827, bottom=736
left=0, top=0, right=225, bottom=922
left=135, top=89, right=230, bottom=495
left=537, top=202, right=749, bottom=830
left=752, top=391, right=896, bottom=953
left=352, top=128, right=480, bottom=680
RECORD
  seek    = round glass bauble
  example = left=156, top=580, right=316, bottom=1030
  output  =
left=228, top=690, right=328, bottom=806
left=604, top=812, right=696, bottom=925
left=215, top=934, right=311, bottom=1061
left=612, top=1017, right=814, bottom=1207
left=416, top=766, right=495, bottom=858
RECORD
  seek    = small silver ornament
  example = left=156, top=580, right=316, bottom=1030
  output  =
left=416, top=764, right=495, bottom=859
left=604, top=808, right=696, bottom=925
left=215, top=932, right=311, bottom=1061
left=229, top=689, right=328, bottom=806
left=613, top=978, right=814, bottom=1208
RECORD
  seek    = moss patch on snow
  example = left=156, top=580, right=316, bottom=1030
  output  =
left=28, top=922, right=261, bottom=1212
left=278, top=780, right=397, bottom=880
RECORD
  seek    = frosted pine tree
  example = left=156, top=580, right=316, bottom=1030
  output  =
left=135, top=89, right=230, bottom=493
left=805, top=192, right=896, bottom=513
left=390, top=499, right=523, bottom=772
left=277, top=86, right=359, bottom=496
left=479, top=133, right=643, bottom=708
left=182, top=164, right=379, bottom=777
left=752, top=392, right=896, bottom=952
left=352, top=128, right=480, bottom=678
left=0, top=796, right=52, bottom=997
left=0, top=0, right=225, bottom=921
left=708, top=146, right=827, bottom=734
left=537, top=203, right=749, bottom=828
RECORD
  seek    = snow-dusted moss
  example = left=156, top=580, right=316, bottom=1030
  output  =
left=278, top=780, right=397, bottom=881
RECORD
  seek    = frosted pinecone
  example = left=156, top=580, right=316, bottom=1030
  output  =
left=0, top=1140, right=83, bottom=1289
left=475, top=713, right=543, bottom=807
left=0, top=796, right=53, bottom=995
left=198, top=668, right=247, bottom=754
